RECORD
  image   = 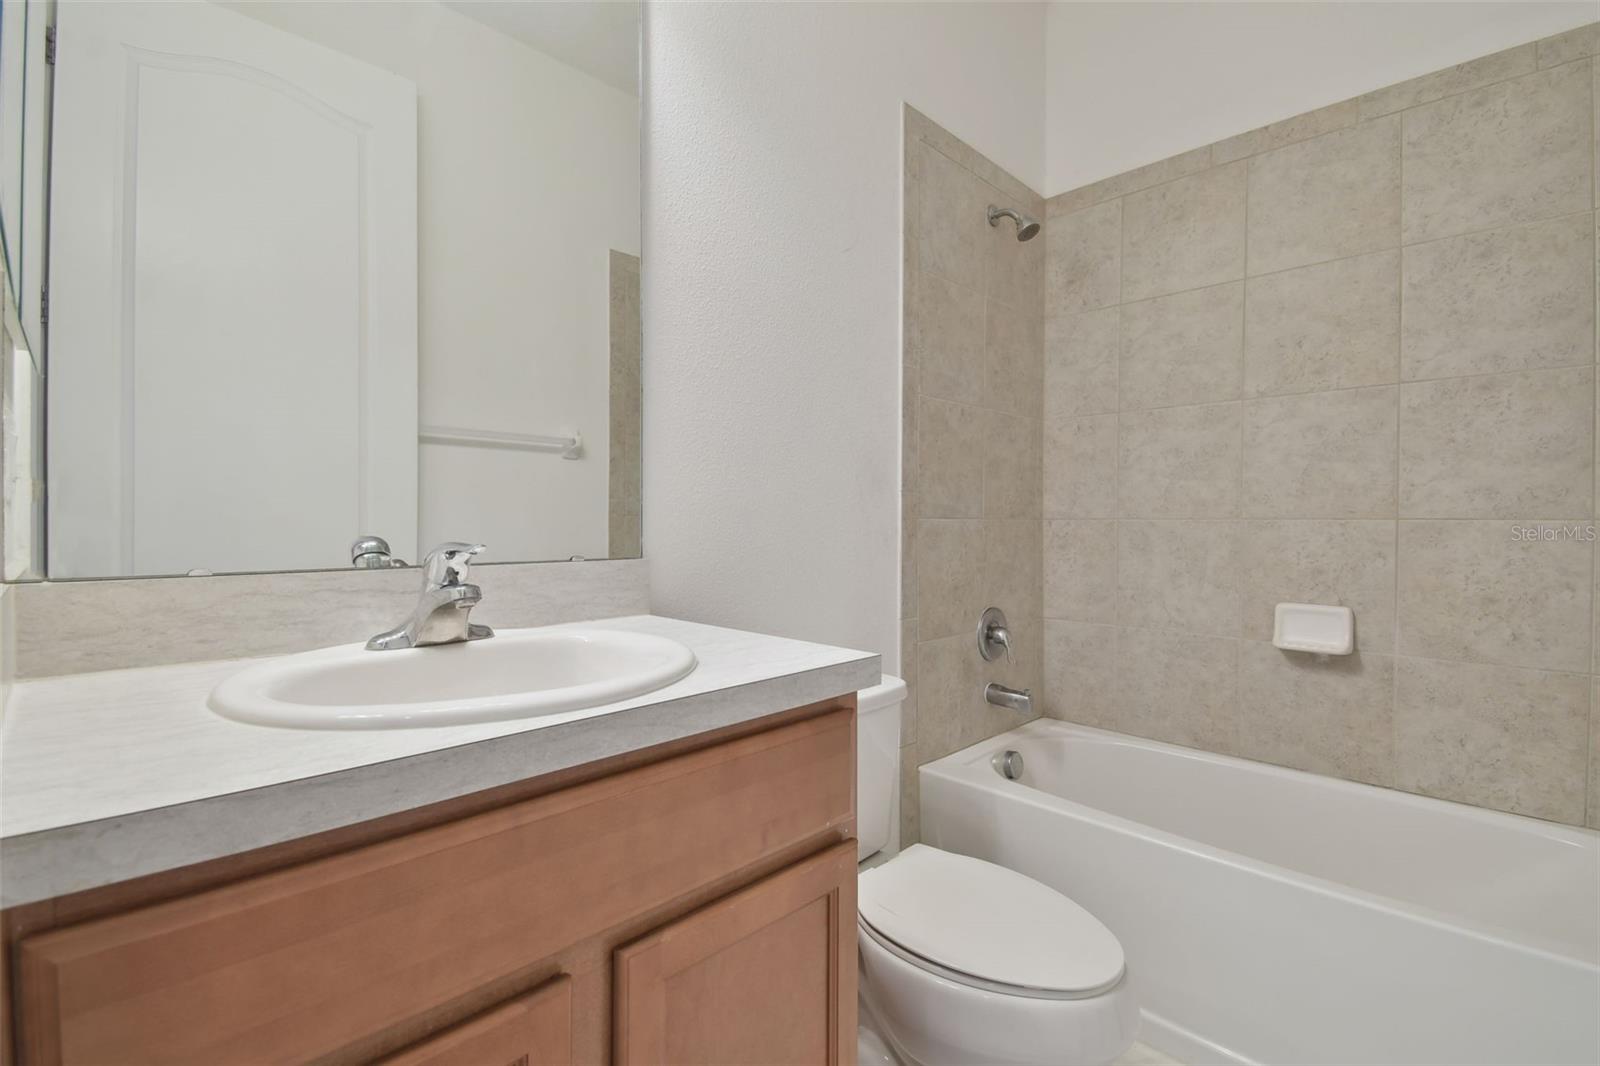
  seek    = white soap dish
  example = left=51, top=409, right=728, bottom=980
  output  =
left=1272, top=603, right=1353, bottom=655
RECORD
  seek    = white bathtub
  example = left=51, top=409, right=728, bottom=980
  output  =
left=918, top=719, right=1600, bottom=1066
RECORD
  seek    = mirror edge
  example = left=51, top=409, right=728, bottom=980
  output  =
left=1, top=248, right=43, bottom=582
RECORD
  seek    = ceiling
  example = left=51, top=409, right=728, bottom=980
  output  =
left=444, top=1, right=642, bottom=96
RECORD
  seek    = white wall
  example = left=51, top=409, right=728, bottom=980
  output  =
left=643, top=2, right=1046, bottom=669
left=232, top=1, right=639, bottom=563
left=0, top=583, right=11, bottom=718
left=1046, top=1, right=1599, bottom=195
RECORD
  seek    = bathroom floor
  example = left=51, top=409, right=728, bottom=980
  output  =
left=1113, top=1043, right=1183, bottom=1066
left=860, top=1013, right=1182, bottom=1065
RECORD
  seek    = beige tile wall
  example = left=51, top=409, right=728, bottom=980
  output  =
left=7, top=558, right=650, bottom=678
left=901, top=107, right=1045, bottom=843
left=608, top=250, right=643, bottom=558
left=1041, top=23, right=1600, bottom=828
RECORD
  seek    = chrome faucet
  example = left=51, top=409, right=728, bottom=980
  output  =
left=985, top=682, right=1033, bottom=714
left=365, top=542, right=494, bottom=651
left=350, top=534, right=405, bottom=569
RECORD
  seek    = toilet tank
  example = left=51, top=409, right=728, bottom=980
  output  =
left=857, top=675, right=906, bottom=861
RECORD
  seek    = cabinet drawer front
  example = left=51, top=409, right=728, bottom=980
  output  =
left=377, top=976, right=572, bottom=1066
left=19, top=709, right=853, bottom=1066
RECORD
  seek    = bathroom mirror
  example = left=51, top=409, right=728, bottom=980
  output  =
left=7, top=0, right=643, bottom=579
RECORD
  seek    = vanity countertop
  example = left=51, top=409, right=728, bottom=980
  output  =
left=0, top=615, right=880, bottom=907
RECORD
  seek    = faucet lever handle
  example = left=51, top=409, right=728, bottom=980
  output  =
left=978, top=607, right=1015, bottom=663
left=422, top=542, right=486, bottom=588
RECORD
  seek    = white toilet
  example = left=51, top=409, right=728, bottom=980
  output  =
left=856, top=677, right=1139, bottom=1066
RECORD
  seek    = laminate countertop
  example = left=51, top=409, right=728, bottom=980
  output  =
left=0, top=615, right=880, bottom=907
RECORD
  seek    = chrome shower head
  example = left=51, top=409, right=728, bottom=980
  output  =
left=988, top=204, right=1041, bottom=242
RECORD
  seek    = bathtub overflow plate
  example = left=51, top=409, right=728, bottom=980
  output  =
left=993, top=749, right=1024, bottom=780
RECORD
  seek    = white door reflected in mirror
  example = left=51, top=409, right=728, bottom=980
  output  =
left=48, top=1, right=419, bottom=578
left=27, top=0, right=643, bottom=579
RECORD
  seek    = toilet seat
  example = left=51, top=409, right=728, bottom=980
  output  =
left=859, top=913, right=1119, bottom=1001
left=858, top=845, right=1125, bottom=998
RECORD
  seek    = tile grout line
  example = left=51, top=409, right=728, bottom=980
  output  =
left=1077, top=631, right=1590, bottom=827
left=1238, top=150, right=1251, bottom=748
left=1113, top=196, right=1125, bottom=681
left=906, top=127, right=926, bottom=790
left=1589, top=60, right=1598, bottom=824
left=1361, top=46, right=1589, bottom=122
left=1089, top=620, right=1590, bottom=679
left=1052, top=210, right=1594, bottom=330
left=1047, top=37, right=1597, bottom=218
left=1400, top=205, right=1597, bottom=254
left=1393, top=109, right=1406, bottom=788
left=1063, top=359, right=1598, bottom=420
left=917, top=131, right=1044, bottom=213
left=1048, top=149, right=1213, bottom=220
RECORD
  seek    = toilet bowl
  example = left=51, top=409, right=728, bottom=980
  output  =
left=858, top=844, right=1138, bottom=1066
left=855, top=678, right=1138, bottom=1066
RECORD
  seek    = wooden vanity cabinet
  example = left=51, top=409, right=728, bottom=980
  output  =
left=3, top=698, right=859, bottom=1066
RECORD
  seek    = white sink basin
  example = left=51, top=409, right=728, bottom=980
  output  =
left=207, top=627, right=698, bottom=729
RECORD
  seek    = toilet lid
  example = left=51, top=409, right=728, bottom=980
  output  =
left=858, top=845, right=1125, bottom=994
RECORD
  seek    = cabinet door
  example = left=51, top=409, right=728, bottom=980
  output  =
left=378, top=977, right=572, bottom=1066
left=614, top=842, right=858, bottom=1066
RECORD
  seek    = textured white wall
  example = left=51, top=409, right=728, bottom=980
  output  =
left=642, top=2, right=1046, bottom=669
left=1046, top=1, right=1599, bottom=195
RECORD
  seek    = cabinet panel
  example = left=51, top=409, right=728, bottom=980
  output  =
left=614, top=841, right=858, bottom=1066
left=378, top=976, right=572, bottom=1066
left=17, top=710, right=853, bottom=1065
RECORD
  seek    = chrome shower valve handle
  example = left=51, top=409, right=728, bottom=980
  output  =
left=978, top=606, right=1014, bottom=663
